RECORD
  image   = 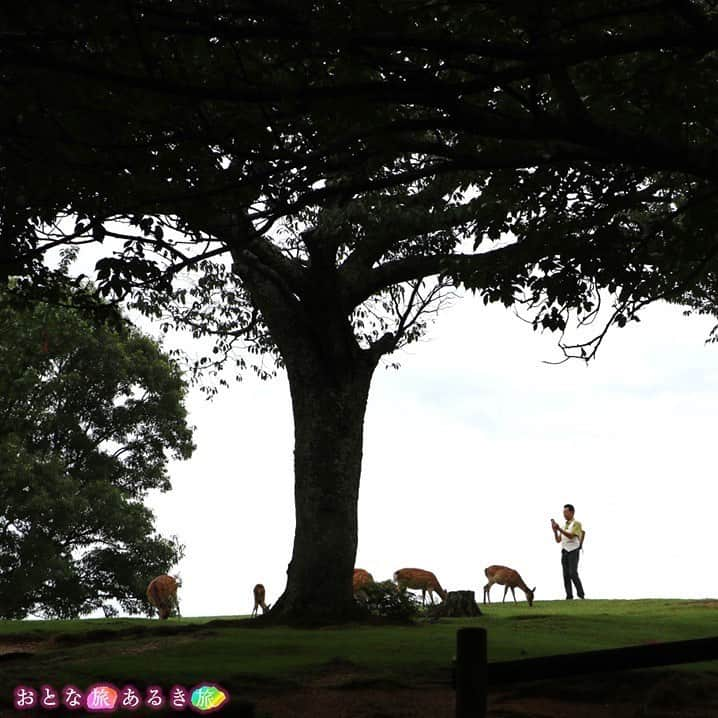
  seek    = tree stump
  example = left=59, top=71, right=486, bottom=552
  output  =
left=429, top=591, right=482, bottom=618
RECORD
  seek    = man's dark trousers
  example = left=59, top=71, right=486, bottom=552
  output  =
left=562, top=548, right=584, bottom=599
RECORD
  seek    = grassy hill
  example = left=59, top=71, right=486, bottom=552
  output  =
left=2, top=599, right=718, bottom=716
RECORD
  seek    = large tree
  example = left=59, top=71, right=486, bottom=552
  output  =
left=2, top=1, right=718, bottom=621
left=0, top=282, right=194, bottom=619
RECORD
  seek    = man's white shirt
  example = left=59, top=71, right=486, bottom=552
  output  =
left=561, top=520, right=581, bottom=552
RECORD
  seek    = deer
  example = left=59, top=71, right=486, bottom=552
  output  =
left=252, top=583, right=270, bottom=617
left=353, top=568, right=374, bottom=594
left=146, top=574, right=181, bottom=620
left=483, top=565, right=535, bottom=607
left=393, top=568, right=447, bottom=606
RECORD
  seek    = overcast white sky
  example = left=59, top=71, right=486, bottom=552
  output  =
left=134, top=291, right=718, bottom=615
left=43, top=240, right=718, bottom=618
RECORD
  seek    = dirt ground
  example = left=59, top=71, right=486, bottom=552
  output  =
left=246, top=669, right=718, bottom=718
left=246, top=686, right=718, bottom=718
left=0, top=640, right=42, bottom=657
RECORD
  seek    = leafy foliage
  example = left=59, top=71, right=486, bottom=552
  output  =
left=355, top=580, right=420, bottom=621
left=0, top=280, right=194, bottom=618
left=2, top=3, right=718, bottom=365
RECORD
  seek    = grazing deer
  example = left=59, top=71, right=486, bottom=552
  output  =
left=352, top=568, right=374, bottom=595
left=393, top=568, right=447, bottom=606
left=147, top=574, right=181, bottom=620
left=483, top=565, right=535, bottom=607
left=353, top=568, right=374, bottom=594
left=252, top=584, right=269, bottom=617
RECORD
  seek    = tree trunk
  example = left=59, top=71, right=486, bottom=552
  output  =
left=429, top=591, right=483, bottom=618
left=269, top=357, right=375, bottom=624
left=230, top=242, right=382, bottom=625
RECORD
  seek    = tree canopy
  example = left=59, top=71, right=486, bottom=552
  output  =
left=0, top=282, right=194, bottom=619
left=2, top=1, right=717, bottom=350
left=0, top=0, right=718, bottom=338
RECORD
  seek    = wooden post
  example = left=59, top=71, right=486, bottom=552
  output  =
left=455, top=627, right=487, bottom=718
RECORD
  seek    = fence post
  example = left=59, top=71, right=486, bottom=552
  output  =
left=455, top=627, right=487, bottom=718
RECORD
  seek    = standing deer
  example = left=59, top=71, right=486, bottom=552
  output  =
left=353, top=569, right=374, bottom=594
left=393, top=568, right=447, bottom=606
left=147, top=574, right=181, bottom=620
left=252, top=584, right=269, bottom=617
left=483, top=565, right=535, bottom=607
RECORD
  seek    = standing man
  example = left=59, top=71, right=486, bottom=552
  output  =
left=551, top=504, right=585, bottom=600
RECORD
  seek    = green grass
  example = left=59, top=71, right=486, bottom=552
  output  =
left=0, top=614, right=240, bottom=637
left=2, top=599, right=718, bottom=705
